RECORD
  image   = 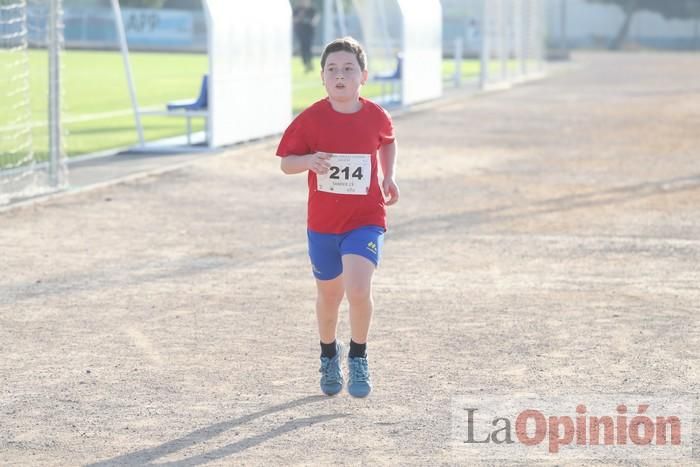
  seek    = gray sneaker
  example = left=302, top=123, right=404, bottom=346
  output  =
left=319, top=342, right=344, bottom=396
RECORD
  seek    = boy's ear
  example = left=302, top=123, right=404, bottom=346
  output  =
left=361, top=69, right=368, bottom=84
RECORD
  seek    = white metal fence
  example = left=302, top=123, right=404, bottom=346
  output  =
left=478, top=0, right=547, bottom=89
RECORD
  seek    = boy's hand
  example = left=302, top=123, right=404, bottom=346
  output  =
left=382, top=177, right=400, bottom=206
left=307, top=152, right=332, bottom=175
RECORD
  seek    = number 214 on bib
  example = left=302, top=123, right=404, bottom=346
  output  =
left=316, top=153, right=371, bottom=195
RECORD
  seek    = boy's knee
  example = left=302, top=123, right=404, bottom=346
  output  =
left=318, top=288, right=344, bottom=306
left=345, top=283, right=371, bottom=304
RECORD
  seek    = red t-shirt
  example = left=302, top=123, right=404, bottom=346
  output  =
left=276, top=97, right=395, bottom=234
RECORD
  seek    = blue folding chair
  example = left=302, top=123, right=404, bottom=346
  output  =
left=161, top=74, right=209, bottom=144
left=167, top=74, right=208, bottom=111
left=373, top=55, right=402, bottom=102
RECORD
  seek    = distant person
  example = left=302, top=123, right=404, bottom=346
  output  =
left=293, top=0, right=318, bottom=72
left=276, top=37, right=400, bottom=398
left=466, top=18, right=480, bottom=53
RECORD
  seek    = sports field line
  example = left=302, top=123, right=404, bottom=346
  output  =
left=1, top=79, right=321, bottom=132
left=0, top=106, right=164, bottom=132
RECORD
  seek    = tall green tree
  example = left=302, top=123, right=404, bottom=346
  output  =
left=587, top=0, right=700, bottom=49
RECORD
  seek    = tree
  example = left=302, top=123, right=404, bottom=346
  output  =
left=587, top=0, right=700, bottom=50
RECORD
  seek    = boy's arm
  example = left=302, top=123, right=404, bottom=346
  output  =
left=379, top=141, right=400, bottom=206
left=280, top=152, right=331, bottom=175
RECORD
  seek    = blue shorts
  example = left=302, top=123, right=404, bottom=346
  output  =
left=307, top=225, right=385, bottom=280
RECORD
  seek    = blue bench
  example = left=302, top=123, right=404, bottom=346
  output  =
left=167, top=74, right=208, bottom=112
left=373, top=55, right=402, bottom=102
left=141, top=74, right=209, bottom=145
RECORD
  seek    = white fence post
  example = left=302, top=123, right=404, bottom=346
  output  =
left=453, top=37, right=463, bottom=87
left=48, top=0, right=63, bottom=187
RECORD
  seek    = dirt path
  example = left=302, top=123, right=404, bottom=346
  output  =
left=1, top=52, right=698, bottom=466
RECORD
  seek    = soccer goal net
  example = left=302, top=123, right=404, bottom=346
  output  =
left=352, top=0, right=401, bottom=78
left=1, top=0, right=66, bottom=205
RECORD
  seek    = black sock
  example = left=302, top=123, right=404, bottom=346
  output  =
left=349, top=340, right=367, bottom=358
left=320, top=340, right=337, bottom=359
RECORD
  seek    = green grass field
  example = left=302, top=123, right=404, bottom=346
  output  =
left=0, top=49, right=481, bottom=163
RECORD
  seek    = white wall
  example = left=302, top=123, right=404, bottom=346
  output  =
left=204, top=1, right=292, bottom=148
left=398, top=0, right=443, bottom=105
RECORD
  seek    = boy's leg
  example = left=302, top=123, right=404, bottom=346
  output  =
left=315, top=275, right=344, bottom=344
left=341, top=254, right=375, bottom=345
left=316, top=275, right=345, bottom=396
left=308, top=229, right=344, bottom=343
left=339, top=225, right=383, bottom=344
left=343, top=253, right=375, bottom=397
left=308, top=229, right=346, bottom=396
left=339, top=226, right=383, bottom=398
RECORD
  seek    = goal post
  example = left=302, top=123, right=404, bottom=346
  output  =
left=0, top=0, right=67, bottom=205
left=352, top=0, right=443, bottom=106
left=47, top=0, right=65, bottom=188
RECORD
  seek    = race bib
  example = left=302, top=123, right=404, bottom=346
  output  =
left=316, top=153, right=371, bottom=195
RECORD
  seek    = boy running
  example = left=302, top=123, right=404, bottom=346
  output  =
left=276, top=37, right=399, bottom=398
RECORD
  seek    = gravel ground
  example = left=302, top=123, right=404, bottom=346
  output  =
left=1, top=52, right=698, bottom=466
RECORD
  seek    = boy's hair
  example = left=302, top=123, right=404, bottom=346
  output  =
left=320, top=36, right=367, bottom=71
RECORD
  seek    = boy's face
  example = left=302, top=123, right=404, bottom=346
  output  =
left=321, top=51, right=368, bottom=103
